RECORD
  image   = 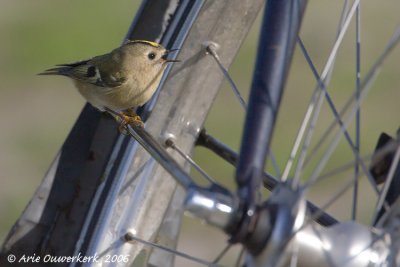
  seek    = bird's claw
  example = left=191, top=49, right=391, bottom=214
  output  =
left=118, top=114, right=144, bottom=135
left=105, top=108, right=144, bottom=134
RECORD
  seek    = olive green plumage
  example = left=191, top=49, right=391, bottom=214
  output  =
left=40, top=40, right=177, bottom=111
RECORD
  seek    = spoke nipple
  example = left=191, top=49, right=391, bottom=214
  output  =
left=162, top=133, right=177, bottom=148
left=202, top=41, right=220, bottom=56
left=247, top=210, right=254, bottom=216
left=165, top=138, right=174, bottom=148
left=123, top=229, right=137, bottom=242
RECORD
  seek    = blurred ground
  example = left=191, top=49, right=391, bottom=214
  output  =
left=0, top=1, right=399, bottom=266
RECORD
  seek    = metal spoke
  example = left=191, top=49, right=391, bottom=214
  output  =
left=281, top=0, right=351, bottom=182
left=105, top=108, right=198, bottom=190
left=196, top=129, right=338, bottom=226
left=297, top=27, right=378, bottom=195
left=317, top=0, right=355, bottom=79
left=303, top=24, right=400, bottom=169
left=289, top=244, right=300, bottom=267
left=304, top=105, right=378, bottom=192
left=303, top=24, right=400, bottom=188
left=205, top=42, right=247, bottom=110
left=352, top=3, right=361, bottom=221
left=371, top=144, right=400, bottom=224
left=282, top=0, right=359, bottom=182
left=292, top=0, right=360, bottom=186
left=165, top=138, right=217, bottom=184
left=313, top=153, right=372, bottom=182
left=299, top=172, right=364, bottom=234
left=312, top=138, right=398, bottom=184
left=269, top=150, right=282, bottom=178
left=205, top=43, right=281, bottom=177
left=281, top=88, right=316, bottom=181
left=285, top=171, right=368, bottom=256
left=124, top=232, right=223, bottom=267
left=212, top=244, right=232, bottom=263
left=234, top=247, right=245, bottom=267
left=338, top=0, right=351, bottom=34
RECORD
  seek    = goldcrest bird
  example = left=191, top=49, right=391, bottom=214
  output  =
left=40, top=40, right=179, bottom=127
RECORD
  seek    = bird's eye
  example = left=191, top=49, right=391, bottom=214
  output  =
left=148, top=52, right=156, bottom=60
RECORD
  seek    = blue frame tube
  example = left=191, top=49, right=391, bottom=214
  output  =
left=236, top=0, right=307, bottom=203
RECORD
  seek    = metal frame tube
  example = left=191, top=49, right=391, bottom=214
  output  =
left=236, top=0, right=307, bottom=203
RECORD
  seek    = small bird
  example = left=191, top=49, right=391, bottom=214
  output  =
left=40, top=40, right=179, bottom=129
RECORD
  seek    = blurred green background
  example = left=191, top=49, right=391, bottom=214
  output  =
left=0, top=0, right=399, bottom=266
left=0, top=0, right=140, bottom=241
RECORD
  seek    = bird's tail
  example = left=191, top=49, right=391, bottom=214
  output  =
left=38, top=66, right=71, bottom=76
left=38, top=60, right=90, bottom=76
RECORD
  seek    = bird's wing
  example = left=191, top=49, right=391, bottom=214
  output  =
left=39, top=58, right=126, bottom=88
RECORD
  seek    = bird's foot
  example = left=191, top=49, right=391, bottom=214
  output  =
left=118, top=113, right=144, bottom=134
left=124, top=108, right=138, bottom=118
left=105, top=108, right=144, bottom=134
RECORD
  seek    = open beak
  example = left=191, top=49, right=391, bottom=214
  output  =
left=162, top=48, right=181, bottom=63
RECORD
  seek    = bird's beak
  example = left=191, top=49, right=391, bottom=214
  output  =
left=162, top=49, right=181, bottom=63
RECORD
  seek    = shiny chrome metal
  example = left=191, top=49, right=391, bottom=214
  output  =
left=376, top=196, right=400, bottom=266
left=197, top=130, right=339, bottom=227
left=287, top=222, right=390, bottom=267
left=184, top=188, right=238, bottom=230
left=249, top=217, right=391, bottom=267
left=246, top=184, right=306, bottom=267
left=245, top=183, right=392, bottom=267
left=204, top=41, right=247, bottom=110
left=248, top=219, right=391, bottom=267
left=81, top=1, right=265, bottom=266
left=165, top=137, right=217, bottom=184
left=125, top=124, right=197, bottom=189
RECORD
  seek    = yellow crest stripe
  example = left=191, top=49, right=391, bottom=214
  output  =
left=126, top=40, right=162, bottom=48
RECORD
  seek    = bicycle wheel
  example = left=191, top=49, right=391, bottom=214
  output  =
left=2, top=0, right=400, bottom=267
left=183, top=1, right=400, bottom=266
left=1, top=0, right=264, bottom=267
